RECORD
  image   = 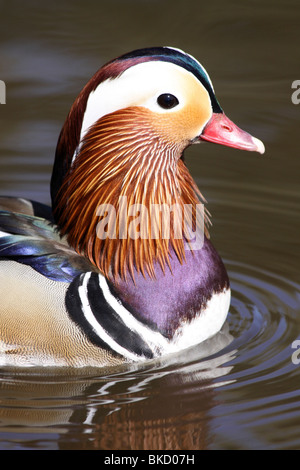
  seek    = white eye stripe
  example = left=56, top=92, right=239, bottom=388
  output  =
left=79, top=61, right=208, bottom=145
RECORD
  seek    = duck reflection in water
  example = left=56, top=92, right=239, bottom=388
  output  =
left=0, top=329, right=234, bottom=450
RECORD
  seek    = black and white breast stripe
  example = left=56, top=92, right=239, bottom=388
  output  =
left=66, top=272, right=170, bottom=361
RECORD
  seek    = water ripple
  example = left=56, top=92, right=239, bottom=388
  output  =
left=209, top=261, right=300, bottom=449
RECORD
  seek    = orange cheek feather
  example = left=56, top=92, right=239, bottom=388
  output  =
left=150, top=87, right=212, bottom=145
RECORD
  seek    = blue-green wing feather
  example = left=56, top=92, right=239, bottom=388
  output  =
left=0, top=210, right=96, bottom=282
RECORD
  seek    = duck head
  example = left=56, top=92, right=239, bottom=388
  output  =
left=51, top=47, right=264, bottom=280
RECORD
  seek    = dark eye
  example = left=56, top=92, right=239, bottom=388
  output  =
left=157, top=93, right=179, bottom=109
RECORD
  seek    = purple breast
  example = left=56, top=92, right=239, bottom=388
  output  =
left=108, top=236, right=229, bottom=338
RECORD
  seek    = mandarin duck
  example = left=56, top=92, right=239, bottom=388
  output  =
left=0, top=47, right=264, bottom=367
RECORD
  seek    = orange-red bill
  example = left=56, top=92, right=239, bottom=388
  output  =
left=200, top=112, right=265, bottom=154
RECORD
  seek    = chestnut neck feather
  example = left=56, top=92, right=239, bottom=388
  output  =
left=55, top=107, right=210, bottom=281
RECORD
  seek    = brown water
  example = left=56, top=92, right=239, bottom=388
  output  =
left=0, top=0, right=299, bottom=450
